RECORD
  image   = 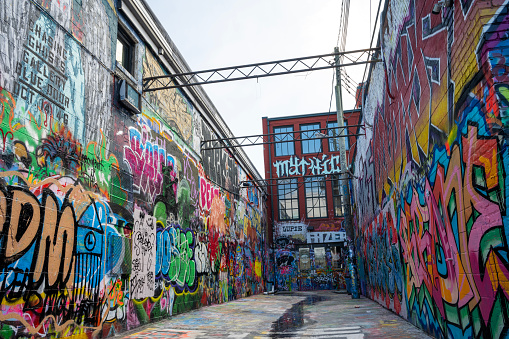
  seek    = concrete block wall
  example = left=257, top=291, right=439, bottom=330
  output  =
left=0, top=0, right=267, bottom=338
left=353, top=0, right=509, bottom=337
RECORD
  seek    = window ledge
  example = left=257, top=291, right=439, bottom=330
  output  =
left=115, top=61, right=139, bottom=88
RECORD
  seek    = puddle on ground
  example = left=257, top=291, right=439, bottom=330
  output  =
left=270, top=295, right=328, bottom=336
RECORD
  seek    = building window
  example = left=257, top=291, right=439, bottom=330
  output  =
left=299, top=247, right=311, bottom=271
left=332, top=174, right=344, bottom=217
left=314, top=247, right=327, bottom=269
left=305, top=176, right=327, bottom=218
left=274, top=126, right=295, bottom=157
left=278, top=179, right=299, bottom=220
left=116, top=27, right=135, bottom=74
left=327, top=121, right=349, bottom=152
left=301, top=123, right=322, bottom=154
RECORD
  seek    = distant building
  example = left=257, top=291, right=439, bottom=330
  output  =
left=262, top=110, right=361, bottom=291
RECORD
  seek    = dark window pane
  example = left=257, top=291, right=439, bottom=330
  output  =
left=332, top=175, right=344, bottom=217
left=116, top=28, right=134, bottom=74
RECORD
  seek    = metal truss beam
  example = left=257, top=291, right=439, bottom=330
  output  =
left=240, top=174, right=355, bottom=188
left=143, top=48, right=380, bottom=92
left=201, top=124, right=365, bottom=151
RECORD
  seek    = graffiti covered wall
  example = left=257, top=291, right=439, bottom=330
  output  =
left=0, top=1, right=266, bottom=338
left=273, top=220, right=348, bottom=292
left=353, top=0, right=509, bottom=337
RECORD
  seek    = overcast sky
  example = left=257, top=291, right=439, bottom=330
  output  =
left=144, top=0, right=382, bottom=176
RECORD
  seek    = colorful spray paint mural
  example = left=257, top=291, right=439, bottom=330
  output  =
left=0, top=0, right=266, bottom=338
left=353, top=0, right=509, bottom=337
left=273, top=220, right=348, bottom=292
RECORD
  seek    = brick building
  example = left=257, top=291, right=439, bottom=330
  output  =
left=262, top=109, right=361, bottom=291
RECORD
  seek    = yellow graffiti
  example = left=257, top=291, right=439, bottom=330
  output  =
left=142, top=51, right=193, bottom=142
left=0, top=171, right=106, bottom=221
left=255, top=260, right=262, bottom=279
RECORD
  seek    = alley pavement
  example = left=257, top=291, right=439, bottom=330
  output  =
left=121, top=291, right=431, bottom=338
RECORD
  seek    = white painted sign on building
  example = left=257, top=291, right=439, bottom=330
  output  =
left=278, top=222, right=308, bottom=237
left=273, top=154, right=342, bottom=178
left=307, top=231, right=346, bottom=244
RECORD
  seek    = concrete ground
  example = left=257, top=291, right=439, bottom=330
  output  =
left=121, top=291, right=431, bottom=338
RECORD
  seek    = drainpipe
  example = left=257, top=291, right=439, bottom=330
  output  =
left=267, top=118, right=277, bottom=293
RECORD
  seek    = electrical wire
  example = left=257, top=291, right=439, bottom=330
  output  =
left=271, top=68, right=337, bottom=199
left=342, top=82, right=356, bottom=94
left=341, top=69, right=358, bottom=89
left=340, top=74, right=359, bottom=99
left=336, top=0, right=351, bottom=53
left=272, top=69, right=352, bottom=218
left=336, top=0, right=345, bottom=47
left=361, top=0, right=384, bottom=94
left=272, top=0, right=353, bottom=216
left=341, top=74, right=356, bottom=89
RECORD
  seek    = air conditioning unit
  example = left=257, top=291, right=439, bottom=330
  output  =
left=119, top=79, right=141, bottom=114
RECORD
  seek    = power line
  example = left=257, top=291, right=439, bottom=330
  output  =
left=269, top=69, right=338, bottom=199
left=336, top=0, right=351, bottom=53
left=341, top=70, right=360, bottom=95
left=361, top=0, right=384, bottom=93
left=341, top=75, right=358, bottom=93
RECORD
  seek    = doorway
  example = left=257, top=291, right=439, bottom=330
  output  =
left=297, top=243, right=347, bottom=290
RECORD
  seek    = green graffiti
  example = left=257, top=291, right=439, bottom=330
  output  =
left=169, top=227, right=196, bottom=289
left=172, top=291, right=201, bottom=315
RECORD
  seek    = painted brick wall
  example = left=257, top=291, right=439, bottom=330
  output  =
left=0, top=0, right=267, bottom=338
left=353, top=0, right=509, bottom=337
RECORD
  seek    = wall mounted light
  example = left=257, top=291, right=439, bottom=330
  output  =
left=432, top=0, right=453, bottom=14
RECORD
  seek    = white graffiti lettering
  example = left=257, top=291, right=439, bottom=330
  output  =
left=273, top=154, right=341, bottom=178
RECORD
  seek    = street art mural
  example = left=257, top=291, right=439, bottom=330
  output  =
left=0, top=0, right=266, bottom=338
left=353, top=0, right=509, bottom=337
left=273, top=220, right=347, bottom=291
left=142, top=50, right=194, bottom=146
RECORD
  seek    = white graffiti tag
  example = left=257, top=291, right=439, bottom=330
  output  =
left=273, top=154, right=341, bottom=177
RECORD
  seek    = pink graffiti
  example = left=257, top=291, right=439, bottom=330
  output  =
left=200, top=177, right=219, bottom=211
left=364, top=125, right=509, bottom=326
left=280, top=266, right=291, bottom=275
left=124, top=127, right=173, bottom=200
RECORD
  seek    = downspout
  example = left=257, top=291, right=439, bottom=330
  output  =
left=267, top=118, right=277, bottom=292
